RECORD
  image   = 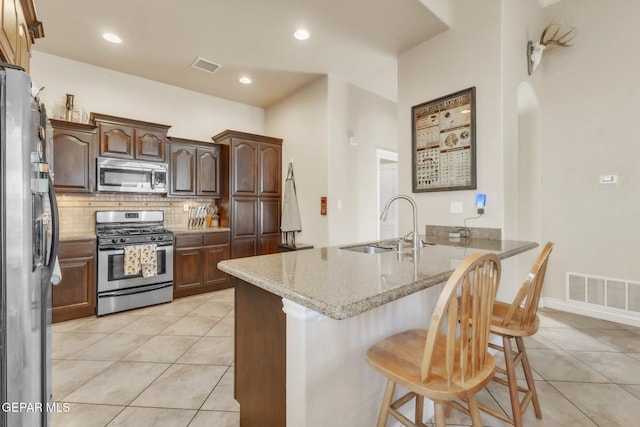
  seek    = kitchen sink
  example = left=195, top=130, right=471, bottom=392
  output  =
left=340, top=239, right=434, bottom=254
left=340, top=242, right=395, bottom=254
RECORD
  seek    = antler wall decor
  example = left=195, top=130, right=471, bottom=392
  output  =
left=528, top=22, right=576, bottom=75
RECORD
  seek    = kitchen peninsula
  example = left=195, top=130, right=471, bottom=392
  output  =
left=218, top=237, right=537, bottom=427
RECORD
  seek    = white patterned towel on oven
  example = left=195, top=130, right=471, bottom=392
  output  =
left=123, top=244, right=157, bottom=277
left=140, top=244, right=158, bottom=278
left=124, top=245, right=142, bottom=276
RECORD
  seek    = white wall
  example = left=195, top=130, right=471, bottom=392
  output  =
left=34, top=50, right=397, bottom=249
left=397, top=0, right=544, bottom=300
left=327, top=77, right=398, bottom=246
left=397, top=0, right=504, bottom=232
left=30, top=51, right=265, bottom=141
left=265, top=77, right=330, bottom=248
left=541, top=0, right=640, bottom=299
left=501, top=0, right=544, bottom=241
left=402, top=0, right=640, bottom=308
left=501, top=1, right=545, bottom=288
left=266, top=76, right=397, bottom=248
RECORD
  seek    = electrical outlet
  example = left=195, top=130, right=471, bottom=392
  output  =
left=450, top=202, right=463, bottom=214
left=183, top=204, right=189, bottom=212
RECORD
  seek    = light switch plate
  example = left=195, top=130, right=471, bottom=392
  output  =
left=599, top=175, right=618, bottom=184
left=450, top=202, right=463, bottom=214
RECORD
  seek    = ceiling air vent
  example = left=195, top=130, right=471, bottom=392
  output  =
left=190, top=57, right=221, bottom=73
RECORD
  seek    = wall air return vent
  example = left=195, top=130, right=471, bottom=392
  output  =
left=191, top=57, right=222, bottom=73
left=567, top=272, right=640, bottom=316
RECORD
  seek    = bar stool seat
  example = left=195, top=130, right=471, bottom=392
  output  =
left=367, top=253, right=501, bottom=427
left=490, top=301, right=539, bottom=337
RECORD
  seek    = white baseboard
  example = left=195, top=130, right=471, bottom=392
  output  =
left=543, top=297, right=640, bottom=328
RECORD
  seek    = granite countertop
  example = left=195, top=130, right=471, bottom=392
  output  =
left=169, top=226, right=230, bottom=234
left=218, top=237, right=538, bottom=320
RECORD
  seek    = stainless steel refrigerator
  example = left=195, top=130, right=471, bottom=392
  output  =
left=0, top=66, right=59, bottom=426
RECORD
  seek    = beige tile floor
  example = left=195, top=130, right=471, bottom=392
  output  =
left=51, top=288, right=239, bottom=427
left=424, top=308, right=640, bottom=427
left=52, top=289, right=640, bottom=427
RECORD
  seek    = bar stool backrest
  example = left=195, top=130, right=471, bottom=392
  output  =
left=421, top=253, right=501, bottom=385
left=499, top=242, right=554, bottom=330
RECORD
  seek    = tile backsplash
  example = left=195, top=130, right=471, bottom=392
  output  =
left=425, top=225, right=502, bottom=240
left=57, top=193, right=219, bottom=234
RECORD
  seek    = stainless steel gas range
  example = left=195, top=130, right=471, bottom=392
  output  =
left=96, top=210, right=173, bottom=315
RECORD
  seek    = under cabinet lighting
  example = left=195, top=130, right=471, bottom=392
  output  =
left=102, top=33, right=122, bottom=44
left=239, top=77, right=252, bottom=84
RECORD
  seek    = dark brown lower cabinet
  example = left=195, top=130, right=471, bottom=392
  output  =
left=174, top=231, right=231, bottom=298
left=235, top=279, right=286, bottom=427
left=52, top=239, right=97, bottom=323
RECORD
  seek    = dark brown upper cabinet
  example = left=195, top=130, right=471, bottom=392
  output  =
left=0, top=0, right=43, bottom=72
left=231, top=139, right=259, bottom=196
left=50, top=119, right=97, bottom=194
left=91, top=113, right=170, bottom=162
left=168, top=137, right=221, bottom=198
left=223, top=135, right=282, bottom=198
left=169, top=143, right=196, bottom=196
left=197, top=146, right=221, bottom=196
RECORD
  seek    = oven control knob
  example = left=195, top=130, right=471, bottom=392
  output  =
left=150, top=236, right=156, bottom=241
left=120, top=238, right=126, bottom=243
left=158, top=236, right=164, bottom=241
left=111, top=238, right=118, bottom=244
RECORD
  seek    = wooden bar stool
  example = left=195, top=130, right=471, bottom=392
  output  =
left=480, top=242, right=554, bottom=427
left=367, top=253, right=501, bottom=427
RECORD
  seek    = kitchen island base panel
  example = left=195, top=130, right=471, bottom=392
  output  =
left=235, top=279, right=286, bottom=427
left=284, top=286, right=446, bottom=427
left=234, top=278, right=449, bottom=426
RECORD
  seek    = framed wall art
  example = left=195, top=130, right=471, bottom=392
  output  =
left=411, top=87, right=476, bottom=192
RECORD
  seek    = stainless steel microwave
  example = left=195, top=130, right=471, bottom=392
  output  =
left=97, top=157, right=168, bottom=194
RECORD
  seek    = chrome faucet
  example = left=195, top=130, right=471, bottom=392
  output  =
left=380, top=194, right=422, bottom=252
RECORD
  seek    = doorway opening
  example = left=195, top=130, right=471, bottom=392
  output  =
left=376, top=149, right=398, bottom=240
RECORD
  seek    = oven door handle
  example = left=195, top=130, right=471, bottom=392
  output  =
left=98, top=243, right=173, bottom=253
left=98, top=282, right=172, bottom=298
left=99, top=248, right=125, bottom=255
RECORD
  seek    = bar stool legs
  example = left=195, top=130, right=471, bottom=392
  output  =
left=516, top=336, right=542, bottom=419
left=488, top=335, right=542, bottom=427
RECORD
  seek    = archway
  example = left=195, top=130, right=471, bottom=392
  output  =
left=517, top=81, right=542, bottom=279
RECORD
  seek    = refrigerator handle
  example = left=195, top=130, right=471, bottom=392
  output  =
left=44, top=173, right=60, bottom=285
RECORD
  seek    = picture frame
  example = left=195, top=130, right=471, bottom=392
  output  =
left=411, top=87, right=477, bottom=193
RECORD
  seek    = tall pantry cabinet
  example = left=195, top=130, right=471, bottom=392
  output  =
left=213, top=130, right=282, bottom=259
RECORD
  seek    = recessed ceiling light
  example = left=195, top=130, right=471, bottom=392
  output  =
left=102, top=33, right=122, bottom=44
left=293, top=29, right=310, bottom=41
left=239, top=77, right=252, bottom=85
